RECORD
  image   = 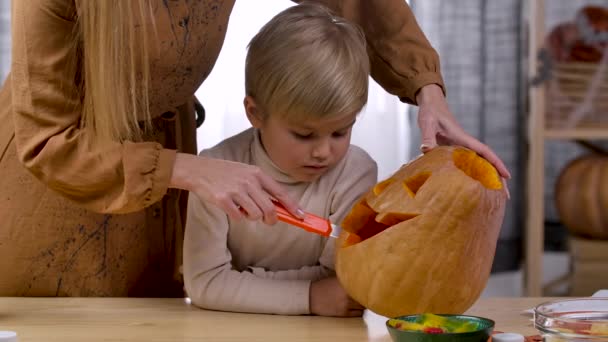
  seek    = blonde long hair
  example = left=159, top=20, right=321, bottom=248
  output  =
left=76, top=1, right=153, bottom=146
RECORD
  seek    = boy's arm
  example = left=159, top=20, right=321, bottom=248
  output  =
left=183, top=195, right=311, bottom=315
left=295, top=0, right=445, bottom=105
left=246, top=264, right=334, bottom=281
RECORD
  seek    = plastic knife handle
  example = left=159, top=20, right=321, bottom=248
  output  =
left=273, top=201, right=332, bottom=237
left=238, top=201, right=332, bottom=237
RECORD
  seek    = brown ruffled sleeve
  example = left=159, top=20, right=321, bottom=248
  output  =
left=10, top=0, right=175, bottom=214
left=302, top=0, right=446, bottom=105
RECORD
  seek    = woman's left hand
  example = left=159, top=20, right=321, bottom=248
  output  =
left=415, top=84, right=512, bottom=180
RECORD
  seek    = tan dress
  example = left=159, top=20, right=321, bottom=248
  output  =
left=0, top=0, right=444, bottom=296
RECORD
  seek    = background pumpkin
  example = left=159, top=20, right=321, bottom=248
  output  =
left=555, top=152, right=608, bottom=239
left=335, top=146, right=507, bottom=318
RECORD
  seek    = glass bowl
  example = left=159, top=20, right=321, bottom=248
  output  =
left=534, top=298, right=608, bottom=341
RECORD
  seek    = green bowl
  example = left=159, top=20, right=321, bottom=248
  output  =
left=385, top=314, right=495, bottom=342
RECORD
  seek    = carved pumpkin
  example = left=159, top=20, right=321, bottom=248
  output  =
left=555, top=154, right=608, bottom=239
left=335, top=146, right=507, bottom=318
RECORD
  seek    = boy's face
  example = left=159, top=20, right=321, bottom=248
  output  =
left=245, top=97, right=355, bottom=182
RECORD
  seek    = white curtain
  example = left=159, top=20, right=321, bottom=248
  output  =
left=409, top=0, right=525, bottom=271
left=195, top=1, right=412, bottom=180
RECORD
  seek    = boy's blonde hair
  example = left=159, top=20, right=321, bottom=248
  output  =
left=245, top=3, right=370, bottom=122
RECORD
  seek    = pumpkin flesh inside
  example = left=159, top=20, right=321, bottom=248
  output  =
left=452, top=149, right=502, bottom=190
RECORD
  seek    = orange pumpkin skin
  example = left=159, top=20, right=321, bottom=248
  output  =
left=335, top=146, right=507, bottom=318
left=556, top=154, right=608, bottom=239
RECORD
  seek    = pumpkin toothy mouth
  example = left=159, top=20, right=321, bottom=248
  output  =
left=346, top=201, right=418, bottom=242
left=341, top=201, right=419, bottom=247
left=341, top=172, right=426, bottom=247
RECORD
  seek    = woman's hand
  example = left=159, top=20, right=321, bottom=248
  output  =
left=309, top=277, right=364, bottom=317
left=415, top=84, right=512, bottom=180
left=170, top=153, right=304, bottom=224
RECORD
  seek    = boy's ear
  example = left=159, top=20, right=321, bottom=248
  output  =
left=244, top=96, right=263, bottom=128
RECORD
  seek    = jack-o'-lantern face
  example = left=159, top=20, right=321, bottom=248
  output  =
left=335, top=146, right=506, bottom=318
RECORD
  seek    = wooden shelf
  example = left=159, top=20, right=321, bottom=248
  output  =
left=544, top=127, right=608, bottom=139
left=524, top=0, right=608, bottom=297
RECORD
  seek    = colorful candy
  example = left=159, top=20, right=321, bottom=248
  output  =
left=387, top=313, right=481, bottom=334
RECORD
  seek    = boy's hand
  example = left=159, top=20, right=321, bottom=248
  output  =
left=310, top=277, right=365, bottom=317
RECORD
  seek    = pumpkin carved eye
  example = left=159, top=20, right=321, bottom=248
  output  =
left=403, top=172, right=431, bottom=197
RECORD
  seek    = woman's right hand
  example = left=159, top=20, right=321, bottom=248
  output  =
left=170, top=153, right=304, bottom=225
left=310, top=277, right=365, bottom=317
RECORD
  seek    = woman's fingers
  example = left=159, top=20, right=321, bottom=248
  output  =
left=501, top=177, right=511, bottom=200
left=215, top=193, right=245, bottom=221
left=453, top=131, right=512, bottom=179
left=423, top=114, right=512, bottom=180
left=414, top=88, right=512, bottom=191
left=230, top=168, right=303, bottom=224
left=246, top=184, right=279, bottom=225
left=233, top=192, right=263, bottom=221
left=258, top=172, right=305, bottom=219
left=418, top=113, right=439, bottom=153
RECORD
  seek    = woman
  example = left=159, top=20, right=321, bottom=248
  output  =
left=0, top=0, right=510, bottom=296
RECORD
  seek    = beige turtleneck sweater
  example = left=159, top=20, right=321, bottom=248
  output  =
left=183, top=128, right=377, bottom=315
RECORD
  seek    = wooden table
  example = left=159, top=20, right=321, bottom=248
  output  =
left=0, top=297, right=556, bottom=341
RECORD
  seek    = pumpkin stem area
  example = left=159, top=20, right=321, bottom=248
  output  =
left=452, top=149, right=502, bottom=190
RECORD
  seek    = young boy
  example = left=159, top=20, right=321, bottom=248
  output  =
left=183, top=3, right=377, bottom=317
